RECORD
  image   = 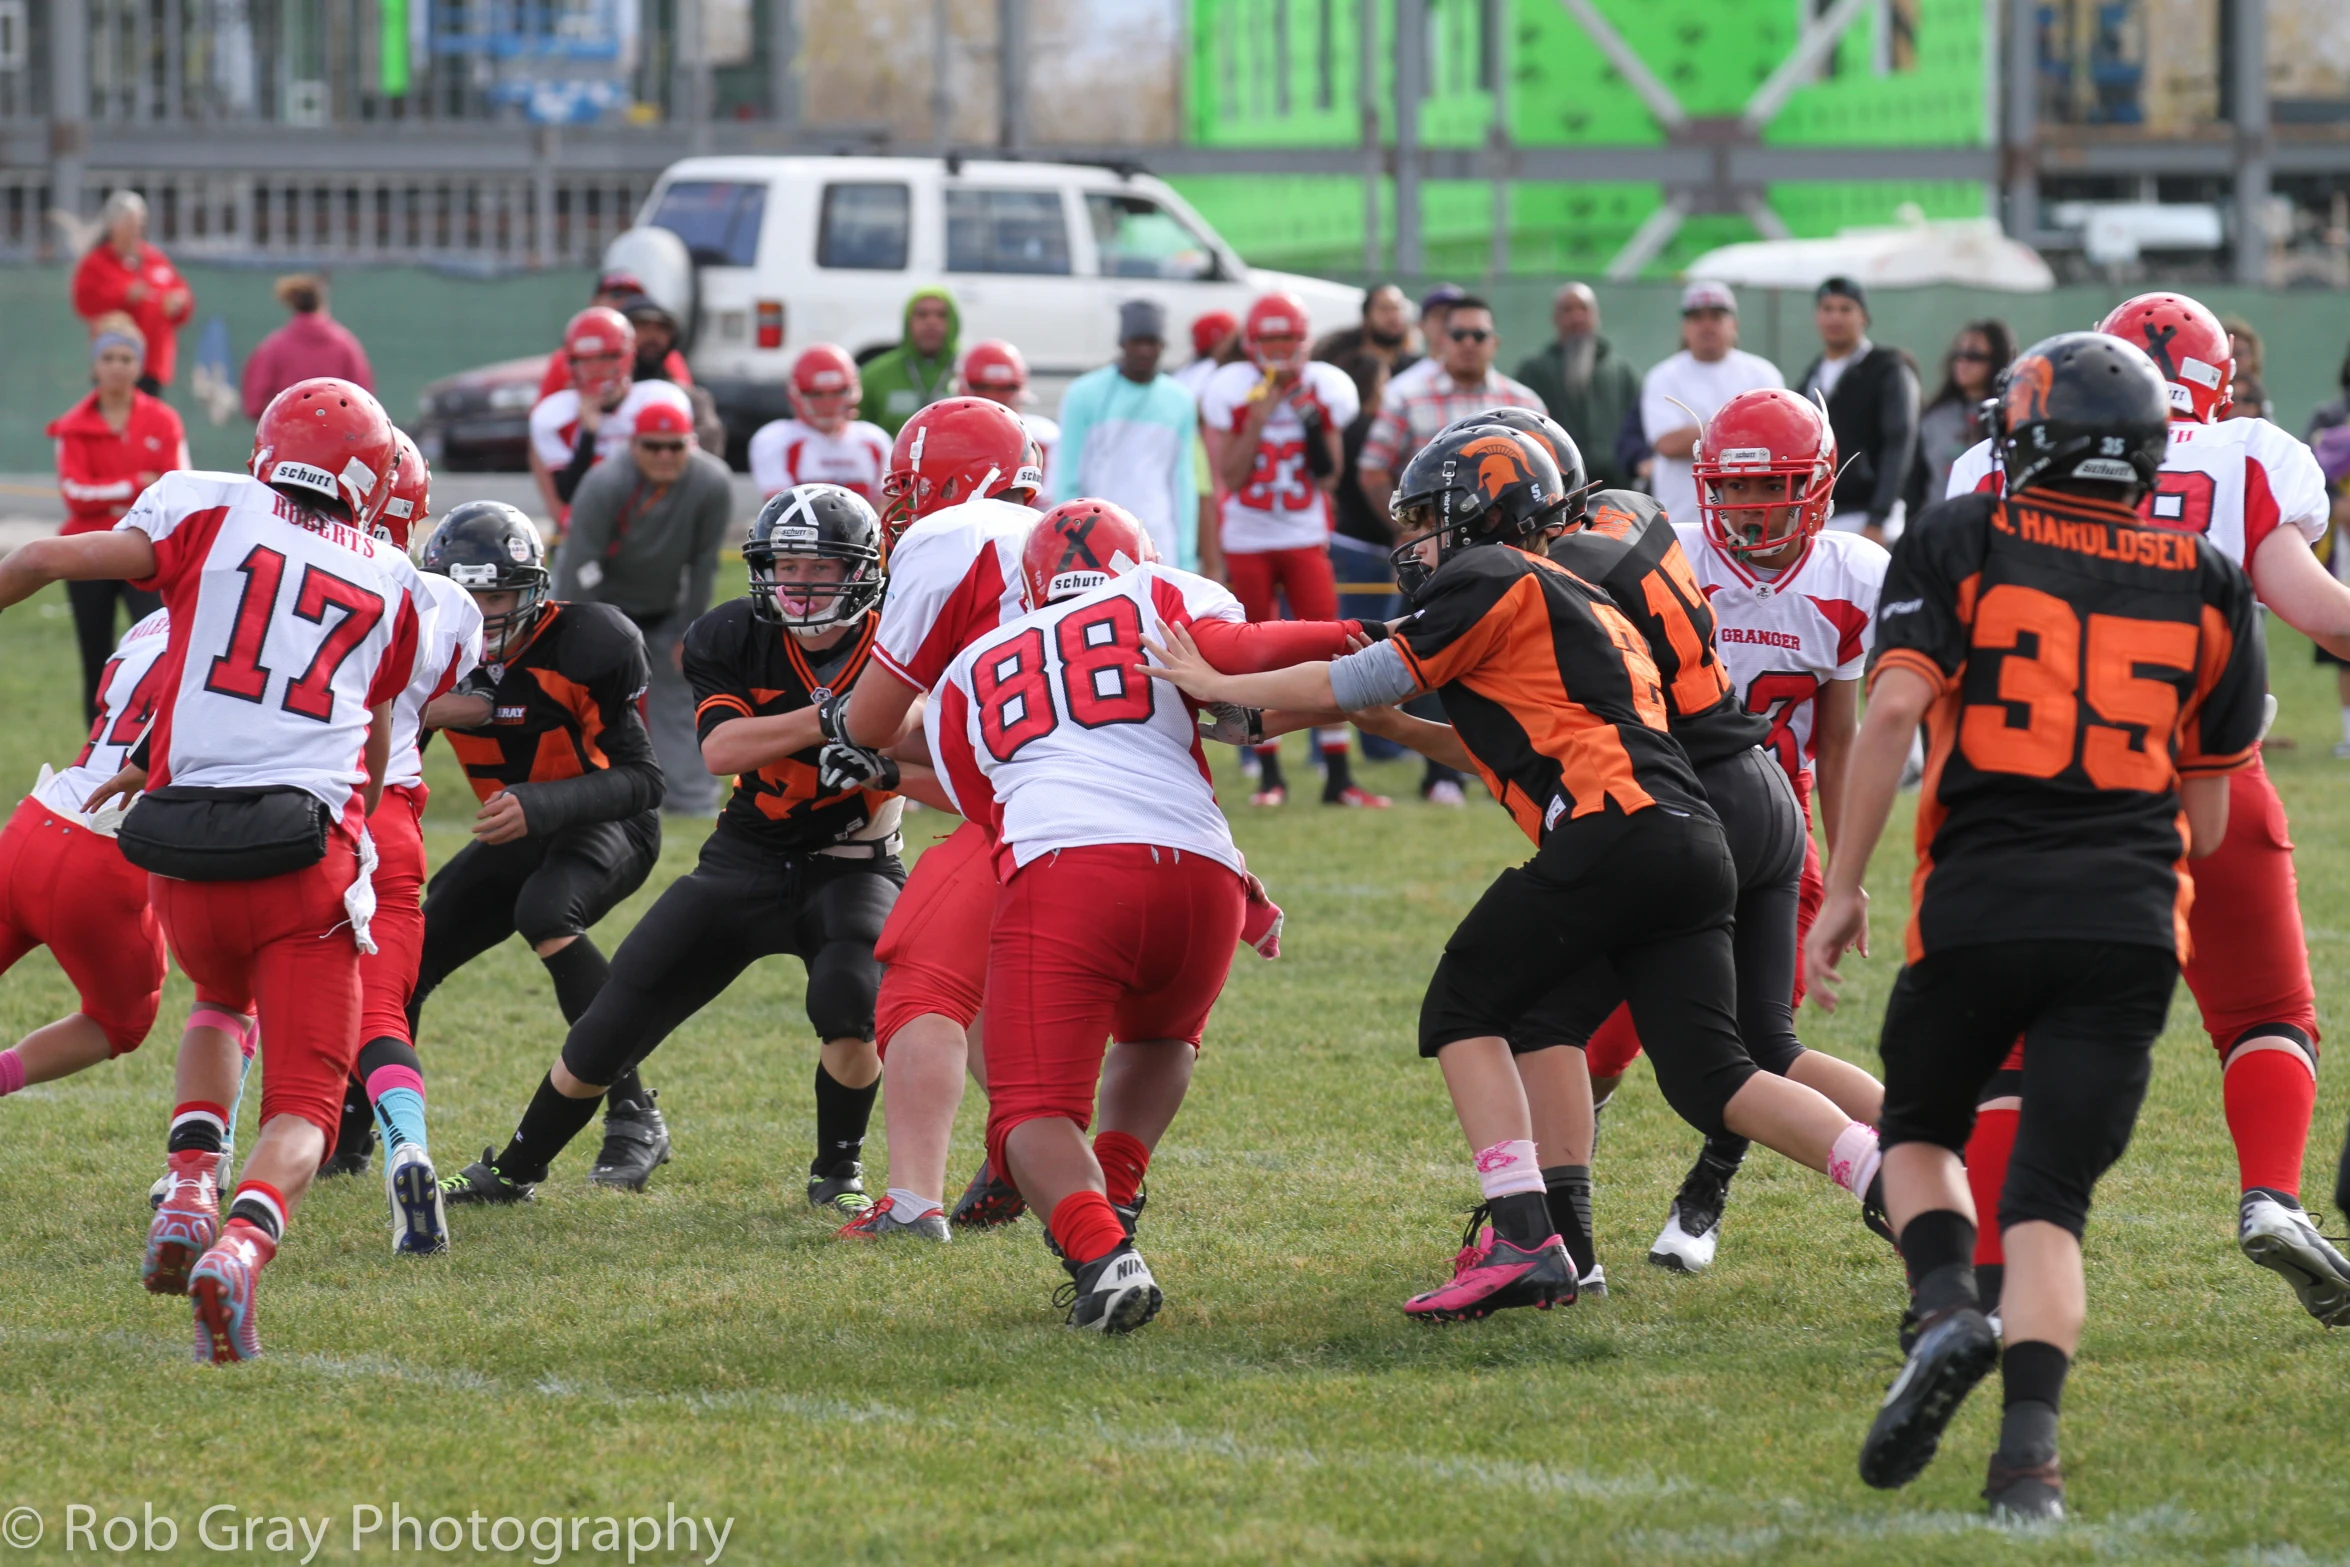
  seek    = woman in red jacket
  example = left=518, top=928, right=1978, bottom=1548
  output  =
left=70, top=192, right=192, bottom=395
left=47, top=320, right=189, bottom=717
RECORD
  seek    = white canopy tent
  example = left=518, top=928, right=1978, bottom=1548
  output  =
left=1682, top=210, right=2057, bottom=293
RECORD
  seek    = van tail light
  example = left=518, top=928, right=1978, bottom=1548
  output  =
left=756, top=300, right=786, bottom=350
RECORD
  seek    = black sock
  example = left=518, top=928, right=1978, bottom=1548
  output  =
left=227, top=1194, right=282, bottom=1242
left=1255, top=746, right=1286, bottom=792
left=1999, top=1341, right=2069, bottom=1460
left=354, top=1035, right=422, bottom=1082
left=604, top=1064, right=653, bottom=1115
left=335, top=1073, right=376, bottom=1155
left=1898, top=1207, right=1980, bottom=1316
left=168, top=1117, right=224, bottom=1156
left=497, top=1073, right=604, bottom=1184
left=1542, top=1164, right=1595, bottom=1274
left=1974, top=1261, right=2006, bottom=1317
left=811, top=1063, right=879, bottom=1176
left=541, top=939, right=611, bottom=1026
left=1700, top=1132, right=1750, bottom=1175
left=1487, top=1189, right=1552, bottom=1249
left=1320, top=742, right=1354, bottom=796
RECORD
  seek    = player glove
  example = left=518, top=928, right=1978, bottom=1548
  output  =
left=1240, top=873, right=1285, bottom=960
left=813, top=687, right=855, bottom=743
left=818, top=738, right=899, bottom=795
left=1197, top=703, right=1265, bottom=747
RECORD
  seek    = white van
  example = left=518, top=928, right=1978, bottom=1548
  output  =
left=607, top=154, right=1364, bottom=447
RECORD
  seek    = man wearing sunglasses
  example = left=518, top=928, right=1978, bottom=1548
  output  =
left=555, top=402, right=736, bottom=817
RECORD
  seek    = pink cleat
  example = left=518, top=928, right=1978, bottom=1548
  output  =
left=1404, top=1210, right=1576, bottom=1322
left=189, top=1221, right=276, bottom=1364
left=142, top=1151, right=221, bottom=1296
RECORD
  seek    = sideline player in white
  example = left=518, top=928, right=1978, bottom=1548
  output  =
left=529, top=305, right=695, bottom=524
left=1945, top=291, right=2350, bottom=1323
left=0, top=377, right=428, bottom=1362
left=958, top=339, right=1060, bottom=478
left=927, top=498, right=1276, bottom=1331
left=748, top=344, right=895, bottom=503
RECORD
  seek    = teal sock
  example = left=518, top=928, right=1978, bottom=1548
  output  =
left=372, top=1085, right=429, bottom=1157
left=356, top=1037, right=431, bottom=1159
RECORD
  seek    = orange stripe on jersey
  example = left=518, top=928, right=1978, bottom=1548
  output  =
left=2176, top=601, right=2256, bottom=777
left=528, top=667, right=609, bottom=773
left=1871, top=647, right=1951, bottom=698
left=696, top=694, right=754, bottom=721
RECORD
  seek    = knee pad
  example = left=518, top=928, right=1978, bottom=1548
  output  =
left=1649, top=1056, right=1754, bottom=1142
left=513, top=885, right=585, bottom=951
left=1744, top=1019, right=1805, bottom=1078
left=89, top=992, right=162, bottom=1058
left=807, top=942, right=883, bottom=1044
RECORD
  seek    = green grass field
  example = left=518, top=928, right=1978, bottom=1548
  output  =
left=2, top=579, right=2347, bottom=1566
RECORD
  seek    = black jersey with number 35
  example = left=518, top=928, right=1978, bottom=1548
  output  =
left=684, top=597, right=895, bottom=853
left=1872, top=489, right=2264, bottom=962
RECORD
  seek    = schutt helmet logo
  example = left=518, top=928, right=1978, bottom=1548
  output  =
left=1459, top=435, right=1527, bottom=500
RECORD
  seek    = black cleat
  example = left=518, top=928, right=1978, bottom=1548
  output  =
left=1055, top=1244, right=1164, bottom=1334
left=1860, top=1305, right=2000, bottom=1489
left=1113, top=1181, right=1147, bottom=1239
left=1984, top=1452, right=2065, bottom=1524
left=439, top=1148, right=535, bottom=1206
left=318, top=1079, right=377, bottom=1176
left=588, top=1094, right=671, bottom=1192
left=807, top=1160, right=873, bottom=1218
left=950, top=1157, right=1027, bottom=1228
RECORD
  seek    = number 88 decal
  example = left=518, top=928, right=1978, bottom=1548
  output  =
left=973, top=595, right=1157, bottom=762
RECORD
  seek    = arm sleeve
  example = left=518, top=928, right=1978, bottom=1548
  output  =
left=2179, top=555, right=2268, bottom=776
left=554, top=425, right=599, bottom=506
left=508, top=618, right=666, bottom=831
left=1186, top=614, right=1364, bottom=673
left=1869, top=358, right=1921, bottom=523
left=1867, top=501, right=1984, bottom=695
left=71, top=252, right=125, bottom=320
left=1328, top=640, right=1420, bottom=710
left=54, top=440, right=133, bottom=522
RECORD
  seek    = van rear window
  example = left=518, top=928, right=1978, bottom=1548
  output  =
left=649, top=181, right=767, bottom=268
left=818, top=183, right=911, bottom=271
left=945, top=189, right=1071, bottom=275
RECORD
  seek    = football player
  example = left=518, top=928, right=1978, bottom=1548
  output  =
left=529, top=306, right=695, bottom=523
left=1200, top=292, right=1379, bottom=808
left=317, top=434, right=488, bottom=1258
left=957, top=339, right=1060, bottom=477
left=1816, top=332, right=2266, bottom=1520
left=442, top=486, right=912, bottom=1209
left=1, top=377, right=428, bottom=1362
left=747, top=345, right=894, bottom=503
left=0, top=604, right=168, bottom=1100
left=1946, top=292, right=2350, bottom=1323
left=407, top=502, right=671, bottom=1191
left=927, top=498, right=1308, bottom=1329
left=1147, top=424, right=1890, bottom=1322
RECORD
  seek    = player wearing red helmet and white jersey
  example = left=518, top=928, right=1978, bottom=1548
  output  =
left=0, top=606, right=170, bottom=1105
left=0, top=376, right=427, bottom=1363
left=529, top=305, right=694, bottom=522
left=924, top=499, right=1304, bottom=1330
left=1942, top=291, right=2350, bottom=1325
left=1201, top=292, right=1370, bottom=806
left=747, top=345, right=894, bottom=502
left=958, top=339, right=1060, bottom=477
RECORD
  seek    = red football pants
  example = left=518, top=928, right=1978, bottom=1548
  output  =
left=357, top=783, right=428, bottom=1049
left=150, top=827, right=365, bottom=1150
left=0, top=797, right=165, bottom=1053
left=1225, top=545, right=1339, bottom=625
left=1587, top=773, right=1824, bottom=1079
left=873, top=818, right=996, bottom=1051
left=982, top=844, right=1244, bottom=1172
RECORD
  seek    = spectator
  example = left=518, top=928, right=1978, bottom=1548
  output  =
left=554, top=402, right=735, bottom=815
left=1175, top=310, right=1240, bottom=401
left=1613, top=398, right=1654, bottom=493
left=70, top=190, right=192, bottom=395
left=2303, top=342, right=2350, bottom=442
left=859, top=288, right=959, bottom=435
left=46, top=318, right=187, bottom=717
left=1792, top=276, right=1919, bottom=544
left=1641, top=280, right=1783, bottom=526
left=541, top=270, right=693, bottom=397
left=1312, top=283, right=1417, bottom=373
left=1357, top=296, right=1545, bottom=514
left=2223, top=315, right=2265, bottom=385
left=240, top=274, right=372, bottom=418
left=1384, top=284, right=1468, bottom=404
left=2224, top=373, right=2269, bottom=422
left=1514, top=282, right=1643, bottom=490
left=1051, top=300, right=1210, bottom=574
left=1324, top=348, right=1407, bottom=762
left=1907, top=319, right=2014, bottom=518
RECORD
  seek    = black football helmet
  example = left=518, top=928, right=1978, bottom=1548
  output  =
left=744, top=484, right=885, bottom=630
left=419, top=499, right=551, bottom=648
left=1442, top=405, right=1591, bottom=526
left=1388, top=423, right=1566, bottom=603
left=1992, top=331, right=2171, bottom=497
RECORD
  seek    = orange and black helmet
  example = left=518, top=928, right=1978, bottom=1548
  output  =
left=1992, top=331, right=2170, bottom=497
left=1388, top=423, right=1565, bottom=602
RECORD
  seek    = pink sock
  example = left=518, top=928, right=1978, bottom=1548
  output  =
left=1474, top=1138, right=1545, bottom=1200
left=1828, top=1121, right=1882, bottom=1199
left=0, top=1048, right=24, bottom=1098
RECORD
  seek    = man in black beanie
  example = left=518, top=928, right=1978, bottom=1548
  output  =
left=1796, top=276, right=1919, bottom=546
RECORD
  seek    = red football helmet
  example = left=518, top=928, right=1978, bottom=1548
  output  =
left=879, top=396, right=1043, bottom=540
left=250, top=377, right=397, bottom=524
left=2096, top=291, right=2233, bottom=422
left=790, top=344, right=861, bottom=434
left=563, top=305, right=637, bottom=404
left=1243, top=292, right=1311, bottom=373
left=1021, top=498, right=1157, bottom=608
left=376, top=428, right=430, bottom=549
left=958, top=339, right=1031, bottom=406
left=1691, top=388, right=1838, bottom=558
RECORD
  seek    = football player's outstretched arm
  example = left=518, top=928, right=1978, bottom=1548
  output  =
left=2250, top=526, right=2350, bottom=659
left=840, top=663, right=922, bottom=751
left=0, top=532, right=157, bottom=610
left=701, top=707, right=825, bottom=777
left=1349, top=705, right=1477, bottom=773
left=1804, top=665, right=1933, bottom=1009
left=1139, top=618, right=1341, bottom=713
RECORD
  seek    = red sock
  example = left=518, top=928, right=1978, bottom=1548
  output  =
left=2224, top=1047, right=2316, bottom=1196
left=1094, top=1130, right=1150, bottom=1209
left=1047, top=1191, right=1130, bottom=1267
left=1965, top=1107, right=2018, bottom=1266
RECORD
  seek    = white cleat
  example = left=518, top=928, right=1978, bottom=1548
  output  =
left=387, top=1143, right=450, bottom=1256
left=1062, top=1244, right=1164, bottom=1334
left=1648, top=1199, right=1721, bottom=1274
left=2239, top=1190, right=2350, bottom=1326
left=1577, top=1261, right=1608, bottom=1298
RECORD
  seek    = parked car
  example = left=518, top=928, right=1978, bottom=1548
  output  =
left=415, top=353, right=552, bottom=472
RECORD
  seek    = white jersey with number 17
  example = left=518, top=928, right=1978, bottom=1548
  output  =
left=117, top=470, right=424, bottom=818
left=928, top=564, right=1243, bottom=876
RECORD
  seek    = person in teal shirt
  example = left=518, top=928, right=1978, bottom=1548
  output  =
left=1050, top=301, right=1212, bottom=575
